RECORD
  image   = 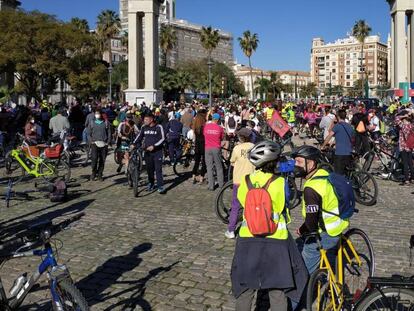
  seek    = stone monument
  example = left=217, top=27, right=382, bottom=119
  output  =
left=125, top=0, right=163, bottom=106
left=387, top=0, right=414, bottom=88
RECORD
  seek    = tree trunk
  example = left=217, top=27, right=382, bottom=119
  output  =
left=164, top=50, right=168, bottom=68
left=360, top=43, right=364, bottom=97
left=248, top=57, right=254, bottom=100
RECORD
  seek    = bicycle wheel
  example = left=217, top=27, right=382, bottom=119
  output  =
left=342, top=228, right=375, bottom=300
left=53, top=278, right=89, bottom=311
left=356, top=288, right=414, bottom=311
left=2, top=152, right=28, bottom=184
left=214, top=180, right=234, bottom=224
left=351, top=171, right=378, bottom=206
left=307, top=269, right=338, bottom=311
left=173, top=155, right=193, bottom=177
left=40, top=159, right=71, bottom=182
left=132, top=165, right=140, bottom=198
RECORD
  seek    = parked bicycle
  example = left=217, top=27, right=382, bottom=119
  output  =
left=2, top=134, right=71, bottom=185
left=306, top=227, right=375, bottom=311
left=0, top=213, right=89, bottom=310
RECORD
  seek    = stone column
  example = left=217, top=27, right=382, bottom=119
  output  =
left=410, top=11, right=414, bottom=83
left=144, top=12, right=156, bottom=90
left=394, top=10, right=407, bottom=86
left=128, top=12, right=138, bottom=90
left=391, top=14, right=395, bottom=87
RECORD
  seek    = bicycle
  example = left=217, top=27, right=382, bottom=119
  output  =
left=352, top=235, right=414, bottom=310
left=306, top=227, right=375, bottom=311
left=0, top=213, right=89, bottom=310
left=2, top=135, right=71, bottom=185
left=214, top=158, right=300, bottom=224
left=321, top=148, right=378, bottom=206
left=173, top=137, right=194, bottom=178
left=127, top=147, right=143, bottom=197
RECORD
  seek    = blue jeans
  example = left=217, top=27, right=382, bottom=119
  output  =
left=302, top=232, right=339, bottom=275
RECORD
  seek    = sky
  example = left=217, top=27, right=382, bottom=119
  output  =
left=21, top=0, right=391, bottom=71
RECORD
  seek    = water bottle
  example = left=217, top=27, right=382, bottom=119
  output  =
left=9, top=273, right=27, bottom=297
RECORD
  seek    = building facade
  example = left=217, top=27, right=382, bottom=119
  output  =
left=233, top=64, right=271, bottom=99
left=103, top=37, right=128, bottom=65
left=119, top=0, right=234, bottom=67
left=310, top=35, right=388, bottom=93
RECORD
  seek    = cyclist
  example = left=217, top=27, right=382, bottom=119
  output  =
left=224, top=128, right=255, bottom=239
left=291, top=145, right=349, bottom=274
left=116, top=114, right=139, bottom=173
left=204, top=113, right=224, bottom=191
left=321, top=109, right=354, bottom=175
left=132, top=113, right=166, bottom=194
left=223, top=109, right=240, bottom=159
left=231, top=140, right=307, bottom=310
left=166, top=112, right=183, bottom=165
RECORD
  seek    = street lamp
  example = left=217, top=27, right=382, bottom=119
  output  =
left=207, top=58, right=213, bottom=107
left=108, top=65, right=113, bottom=101
left=295, top=73, right=298, bottom=100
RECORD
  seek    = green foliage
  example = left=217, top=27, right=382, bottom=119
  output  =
left=200, top=26, right=220, bottom=58
left=0, top=10, right=109, bottom=101
left=160, top=25, right=177, bottom=67
left=301, top=83, right=318, bottom=98
left=96, top=10, right=121, bottom=66
left=238, top=30, right=259, bottom=98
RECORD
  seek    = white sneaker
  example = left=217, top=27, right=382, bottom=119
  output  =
left=225, top=230, right=235, bottom=239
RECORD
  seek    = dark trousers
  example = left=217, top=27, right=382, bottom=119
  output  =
left=192, top=139, right=206, bottom=177
left=91, top=144, right=108, bottom=177
left=401, top=150, right=414, bottom=182
left=333, top=155, right=352, bottom=175
left=144, top=150, right=164, bottom=187
left=355, top=133, right=370, bottom=156
left=168, top=138, right=181, bottom=164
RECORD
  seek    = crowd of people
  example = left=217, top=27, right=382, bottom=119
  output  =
left=1, top=96, right=414, bottom=309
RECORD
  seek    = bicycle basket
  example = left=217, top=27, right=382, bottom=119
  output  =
left=22, top=146, right=40, bottom=158
left=45, top=144, right=63, bottom=159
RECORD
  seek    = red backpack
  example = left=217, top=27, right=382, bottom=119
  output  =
left=244, top=175, right=278, bottom=237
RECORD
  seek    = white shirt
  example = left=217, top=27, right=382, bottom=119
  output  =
left=224, top=114, right=240, bottom=134
left=370, top=115, right=380, bottom=132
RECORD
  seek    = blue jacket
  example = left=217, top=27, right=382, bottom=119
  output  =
left=133, top=124, right=165, bottom=151
left=166, top=119, right=183, bottom=141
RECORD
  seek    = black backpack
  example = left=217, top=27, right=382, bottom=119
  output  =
left=228, top=116, right=236, bottom=129
left=49, top=179, right=67, bottom=202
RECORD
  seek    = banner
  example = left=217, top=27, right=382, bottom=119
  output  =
left=267, top=111, right=290, bottom=138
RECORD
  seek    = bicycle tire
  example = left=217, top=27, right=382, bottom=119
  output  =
left=114, top=149, right=121, bottom=165
left=351, top=171, right=378, bottom=206
left=2, top=151, right=28, bottom=185
left=53, top=278, right=89, bottom=311
left=133, top=165, right=140, bottom=198
left=343, top=228, right=375, bottom=299
left=307, top=269, right=337, bottom=311
left=173, top=155, right=193, bottom=177
left=355, top=287, right=414, bottom=311
left=214, top=180, right=234, bottom=224
left=40, top=159, right=71, bottom=183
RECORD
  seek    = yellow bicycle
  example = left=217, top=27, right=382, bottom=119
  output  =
left=307, top=228, right=375, bottom=311
left=2, top=137, right=70, bottom=185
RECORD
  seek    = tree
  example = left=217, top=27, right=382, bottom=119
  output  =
left=332, top=85, right=344, bottom=96
left=96, top=10, right=121, bottom=68
left=301, top=83, right=318, bottom=98
left=111, top=60, right=128, bottom=100
left=160, top=24, right=177, bottom=68
left=200, top=26, right=220, bottom=106
left=269, top=72, right=284, bottom=99
left=254, top=78, right=271, bottom=100
left=352, top=20, right=371, bottom=98
left=238, top=30, right=259, bottom=100
left=121, top=31, right=128, bottom=52
left=70, top=17, right=89, bottom=33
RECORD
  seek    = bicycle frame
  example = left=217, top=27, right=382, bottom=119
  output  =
left=10, top=148, right=55, bottom=179
left=316, top=235, right=363, bottom=311
left=1, top=242, right=70, bottom=309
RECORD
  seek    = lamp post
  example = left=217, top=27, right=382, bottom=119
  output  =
left=108, top=65, right=113, bottom=101
left=295, top=72, right=298, bottom=100
left=329, top=71, right=332, bottom=97
left=207, top=58, right=213, bottom=107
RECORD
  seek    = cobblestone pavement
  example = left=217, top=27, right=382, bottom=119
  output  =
left=0, top=142, right=413, bottom=310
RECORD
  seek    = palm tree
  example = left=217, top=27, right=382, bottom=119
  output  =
left=120, top=31, right=128, bottom=52
left=200, top=26, right=220, bottom=106
left=238, top=31, right=259, bottom=100
left=160, top=24, right=177, bottom=68
left=270, top=72, right=283, bottom=99
left=70, top=17, right=89, bottom=33
left=352, top=20, right=371, bottom=97
left=97, top=10, right=121, bottom=68
left=254, top=78, right=271, bottom=100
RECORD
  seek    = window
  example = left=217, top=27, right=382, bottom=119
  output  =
left=346, top=61, right=350, bottom=65
left=326, top=55, right=330, bottom=60
left=346, top=82, right=351, bottom=86
left=346, top=75, right=351, bottom=79
left=332, top=69, right=336, bottom=73
left=326, top=62, right=330, bottom=66
left=332, top=62, right=336, bottom=66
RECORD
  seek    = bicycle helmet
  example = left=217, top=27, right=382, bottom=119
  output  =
left=248, top=140, right=282, bottom=168
left=291, top=145, right=323, bottom=163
